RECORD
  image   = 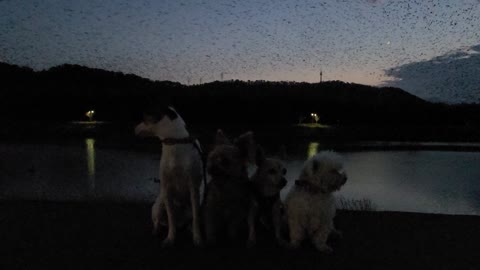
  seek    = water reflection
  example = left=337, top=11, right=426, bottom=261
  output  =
left=85, top=138, right=96, bottom=197
left=307, top=142, right=319, bottom=158
left=2, top=141, right=480, bottom=215
left=337, top=151, right=480, bottom=215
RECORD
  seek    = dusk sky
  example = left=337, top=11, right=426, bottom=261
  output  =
left=1, top=0, right=479, bottom=103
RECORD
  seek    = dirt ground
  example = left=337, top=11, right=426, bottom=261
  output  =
left=1, top=201, right=479, bottom=270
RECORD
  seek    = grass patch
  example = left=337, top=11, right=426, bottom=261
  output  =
left=337, top=196, right=377, bottom=211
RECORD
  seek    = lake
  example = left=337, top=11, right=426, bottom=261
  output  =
left=1, top=139, right=480, bottom=215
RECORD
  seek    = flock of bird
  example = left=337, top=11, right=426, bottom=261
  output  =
left=0, top=0, right=479, bottom=103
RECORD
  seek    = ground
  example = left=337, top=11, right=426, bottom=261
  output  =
left=2, top=201, right=480, bottom=270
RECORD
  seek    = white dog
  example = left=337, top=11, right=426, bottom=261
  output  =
left=284, top=151, right=347, bottom=253
left=135, top=106, right=204, bottom=247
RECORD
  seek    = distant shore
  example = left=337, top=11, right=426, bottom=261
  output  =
left=2, top=200, right=480, bottom=269
left=1, top=121, right=480, bottom=154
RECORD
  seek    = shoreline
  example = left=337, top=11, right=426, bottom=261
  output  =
left=1, top=121, right=480, bottom=155
left=2, top=136, right=480, bottom=154
left=2, top=201, right=480, bottom=269
left=1, top=121, right=479, bottom=141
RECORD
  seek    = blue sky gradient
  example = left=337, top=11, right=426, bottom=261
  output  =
left=1, top=0, right=479, bottom=103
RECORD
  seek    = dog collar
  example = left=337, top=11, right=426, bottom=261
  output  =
left=161, top=136, right=197, bottom=145
left=295, top=179, right=324, bottom=194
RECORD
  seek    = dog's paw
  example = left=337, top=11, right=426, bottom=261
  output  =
left=246, top=238, right=256, bottom=248
left=284, top=240, right=302, bottom=250
left=161, top=237, right=175, bottom=248
left=193, top=235, right=204, bottom=247
left=330, top=229, right=343, bottom=240
left=316, top=244, right=333, bottom=254
left=277, top=238, right=291, bottom=249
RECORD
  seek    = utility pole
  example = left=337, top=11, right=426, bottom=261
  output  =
left=320, top=70, right=323, bottom=83
left=221, top=72, right=228, bottom=81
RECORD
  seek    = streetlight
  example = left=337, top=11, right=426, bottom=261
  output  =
left=310, top=113, right=319, bottom=124
left=86, top=110, right=95, bottom=122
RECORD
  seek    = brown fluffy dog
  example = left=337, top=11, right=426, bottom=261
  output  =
left=250, top=146, right=288, bottom=246
left=203, top=130, right=257, bottom=247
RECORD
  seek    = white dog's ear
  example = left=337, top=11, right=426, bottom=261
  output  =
left=164, top=107, right=178, bottom=120
left=215, top=129, right=231, bottom=145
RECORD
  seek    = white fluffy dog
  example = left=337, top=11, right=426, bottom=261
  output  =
left=284, top=151, right=347, bottom=253
left=135, top=106, right=204, bottom=247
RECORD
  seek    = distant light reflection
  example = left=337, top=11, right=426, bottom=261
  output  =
left=85, top=138, right=96, bottom=197
left=307, top=142, right=319, bottom=158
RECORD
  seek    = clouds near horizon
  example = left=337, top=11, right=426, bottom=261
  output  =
left=384, top=44, right=480, bottom=103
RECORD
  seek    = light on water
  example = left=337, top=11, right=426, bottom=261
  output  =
left=85, top=138, right=96, bottom=197
left=307, top=142, right=319, bottom=158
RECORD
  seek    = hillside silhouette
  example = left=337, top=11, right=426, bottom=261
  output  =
left=1, top=62, right=479, bottom=126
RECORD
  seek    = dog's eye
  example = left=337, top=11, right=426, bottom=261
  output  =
left=282, top=168, right=287, bottom=175
left=330, top=169, right=339, bottom=175
left=144, top=115, right=157, bottom=124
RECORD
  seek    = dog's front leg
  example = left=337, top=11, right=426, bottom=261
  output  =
left=312, top=226, right=333, bottom=253
left=288, top=216, right=305, bottom=249
left=189, top=184, right=203, bottom=247
left=272, top=201, right=288, bottom=247
left=151, top=198, right=165, bottom=236
left=162, top=189, right=176, bottom=248
left=204, top=208, right=218, bottom=246
left=330, top=224, right=343, bottom=240
left=246, top=200, right=258, bottom=248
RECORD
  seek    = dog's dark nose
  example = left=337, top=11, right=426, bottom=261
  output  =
left=280, top=178, right=287, bottom=187
left=342, top=174, right=348, bottom=184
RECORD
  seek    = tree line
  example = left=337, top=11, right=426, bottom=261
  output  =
left=1, top=62, right=479, bottom=127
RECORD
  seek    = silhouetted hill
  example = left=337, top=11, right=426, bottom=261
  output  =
left=1, top=62, right=479, bottom=126
left=1, top=63, right=181, bottom=121
left=178, top=80, right=431, bottom=125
